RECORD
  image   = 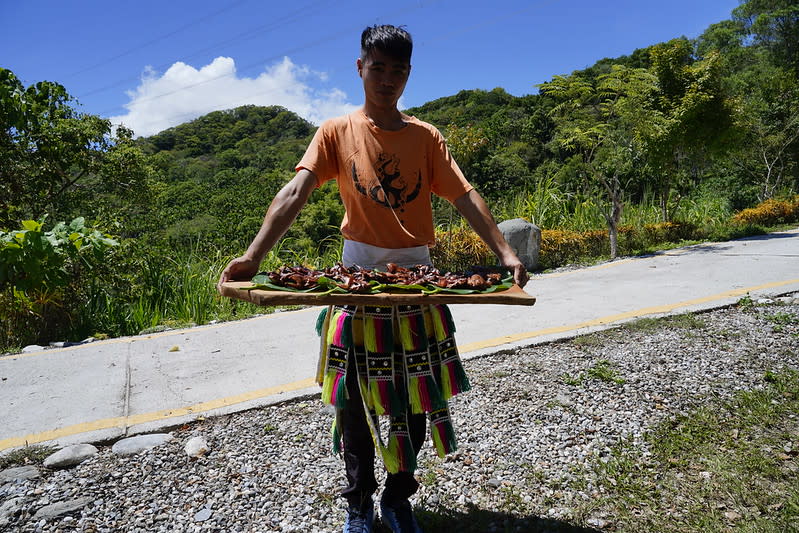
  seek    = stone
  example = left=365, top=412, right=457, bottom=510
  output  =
left=586, top=517, right=611, bottom=529
left=111, top=434, right=173, bottom=456
left=0, top=497, right=24, bottom=521
left=556, top=393, right=575, bottom=407
left=0, top=465, right=40, bottom=481
left=21, top=345, right=45, bottom=353
left=44, top=444, right=99, bottom=469
left=498, top=218, right=541, bottom=271
left=184, top=436, right=209, bottom=458
left=194, top=507, right=212, bottom=522
left=32, top=497, right=92, bottom=520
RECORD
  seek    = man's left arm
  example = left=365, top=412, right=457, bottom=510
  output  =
left=453, top=189, right=529, bottom=288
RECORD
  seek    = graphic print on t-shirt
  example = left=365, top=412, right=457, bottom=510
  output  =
left=351, top=153, right=422, bottom=220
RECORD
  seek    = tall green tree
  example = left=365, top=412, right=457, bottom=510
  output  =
left=733, top=0, right=799, bottom=72
left=696, top=6, right=798, bottom=203
left=0, top=68, right=151, bottom=228
left=643, top=39, right=736, bottom=220
left=540, top=65, right=657, bottom=258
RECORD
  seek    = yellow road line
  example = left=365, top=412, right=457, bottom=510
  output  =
left=3, top=278, right=797, bottom=452
left=0, top=377, right=316, bottom=451
left=459, top=278, right=799, bottom=353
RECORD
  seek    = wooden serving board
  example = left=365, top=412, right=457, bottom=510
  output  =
left=218, top=281, right=536, bottom=307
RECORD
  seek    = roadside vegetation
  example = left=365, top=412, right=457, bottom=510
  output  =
left=579, top=368, right=799, bottom=532
left=2, top=0, right=798, bottom=353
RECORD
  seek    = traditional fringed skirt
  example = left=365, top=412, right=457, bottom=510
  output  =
left=316, top=304, right=471, bottom=473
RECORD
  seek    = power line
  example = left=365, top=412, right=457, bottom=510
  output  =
left=420, top=0, right=559, bottom=47
left=101, top=0, right=444, bottom=119
left=77, top=0, right=330, bottom=100
left=65, top=0, right=252, bottom=79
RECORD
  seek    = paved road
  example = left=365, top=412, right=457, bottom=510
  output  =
left=2, top=228, right=798, bottom=453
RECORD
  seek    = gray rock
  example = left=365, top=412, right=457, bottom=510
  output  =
left=21, top=345, right=45, bottom=353
left=556, top=393, right=575, bottom=407
left=111, top=433, right=173, bottom=456
left=184, top=436, right=209, bottom=458
left=0, top=465, right=40, bottom=481
left=0, top=497, right=24, bottom=520
left=498, top=218, right=541, bottom=271
left=32, top=497, right=92, bottom=520
left=194, top=507, right=212, bottom=522
left=43, top=444, right=99, bottom=469
left=586, top=517, right=611, bottom=529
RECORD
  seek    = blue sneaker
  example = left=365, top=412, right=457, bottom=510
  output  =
left=343, top=503, right=374, bottom=533
left=379, top=498, right=424, bottom=533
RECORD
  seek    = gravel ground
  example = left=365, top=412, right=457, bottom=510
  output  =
left=1, top=294, right=798, bottom=533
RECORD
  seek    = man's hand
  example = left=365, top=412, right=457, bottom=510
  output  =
left=505, top=260, right=529, bottom=289
left=453, top=189, right=530, bottom=289
left=217, top=256, right=261, bottom=291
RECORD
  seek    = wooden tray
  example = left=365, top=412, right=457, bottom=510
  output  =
left=218, top=281, right=536, bottom=307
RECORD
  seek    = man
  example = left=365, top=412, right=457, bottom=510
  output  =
left=219, top=24, right=528, bottom=533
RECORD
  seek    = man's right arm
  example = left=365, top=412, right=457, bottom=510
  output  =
left=217, top=169, right=318, bottom=286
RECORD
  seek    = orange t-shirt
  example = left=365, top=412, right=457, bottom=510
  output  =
left=296, top=110, right=474, bottom=249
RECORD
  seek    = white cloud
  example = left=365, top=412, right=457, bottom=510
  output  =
left=111, top=56, right=359, bottom=137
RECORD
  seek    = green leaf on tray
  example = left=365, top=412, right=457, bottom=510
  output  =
left=241, top=275, right=514, bottom=296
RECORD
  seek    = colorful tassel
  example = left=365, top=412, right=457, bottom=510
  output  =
left=321, top=345, right=348, bottom=407
left=316, top=306, right=333, bottom=386
left=396, top=306, right=428, bottom=352
left=440, top=304, right=457, bottom=335
left=327, top=306, right=355, bottom=349
left=361, top=306, right=400, bottom=416
left=429, top=407, right=457, bottom=457
left=405, top=350, right=443, bottom=414
left=368, top=375, right=401, bottom=416
left=315, top=307, right=329, bottom=336
left=383, top=418, right=417, bottom=473
left=363, top=306, right=394, bottom=353
left=437, top=338, right=471, bottom=400
left=331, top=418, right=342, bottom=454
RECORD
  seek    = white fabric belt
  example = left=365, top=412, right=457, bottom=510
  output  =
left=342, top=239, right=431, bottom=270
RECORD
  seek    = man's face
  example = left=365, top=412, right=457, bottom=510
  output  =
left=357, top=49, right=411, bottom=110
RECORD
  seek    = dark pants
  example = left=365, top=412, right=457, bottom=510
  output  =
left=339, top=350, right=427, bottom=509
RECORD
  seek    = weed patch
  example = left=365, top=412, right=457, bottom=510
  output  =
left=561, top=359, right=625, bottom=386
left=578, top=369, right=799, bottom=532
left=0, top=444, right=58, bottom=469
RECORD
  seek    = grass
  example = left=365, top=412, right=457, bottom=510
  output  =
left=561, top=359, right=626, bottom=386
left=620, top=312, right=707, bottom=334
left=767, top=311, right=799, bottom=326
left=577, top=369, right=799, bottom=532
left=0, top=444, right=58, bottom=469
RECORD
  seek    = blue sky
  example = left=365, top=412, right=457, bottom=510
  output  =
left=1, top=0, right=740, bottom=137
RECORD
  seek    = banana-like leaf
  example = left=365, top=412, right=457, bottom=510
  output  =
left=240, top=275, right=514, bottom=296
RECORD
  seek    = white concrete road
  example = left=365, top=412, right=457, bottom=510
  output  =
left=2, top=228, right=798, bottom=453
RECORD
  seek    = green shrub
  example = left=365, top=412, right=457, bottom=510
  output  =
left=0, top=218, right=118, bottom=350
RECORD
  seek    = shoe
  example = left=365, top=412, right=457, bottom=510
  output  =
left=379, top=498, right=424, bottom=533
left=343, top=502, right=374, bottom=533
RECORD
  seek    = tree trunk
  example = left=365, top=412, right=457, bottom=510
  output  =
left=660, top=183, right=670, bottom=222
left=602, top=173, right=624, bottom=260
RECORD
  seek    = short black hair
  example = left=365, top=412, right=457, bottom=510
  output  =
left=360, top=25, right=413, bottom=63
